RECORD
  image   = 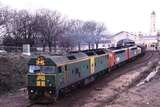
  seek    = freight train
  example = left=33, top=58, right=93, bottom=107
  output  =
left=27, top=44, right=145, bottom=102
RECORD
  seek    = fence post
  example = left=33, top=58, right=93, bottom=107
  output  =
left=22, top=44, right=31, bottom=56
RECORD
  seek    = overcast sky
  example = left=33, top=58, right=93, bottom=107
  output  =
left=1, top=0, right=160, bottom=34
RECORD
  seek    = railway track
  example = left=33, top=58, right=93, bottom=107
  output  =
left=127, top=51, right=154, bottom=70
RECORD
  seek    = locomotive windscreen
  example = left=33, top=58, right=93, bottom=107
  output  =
left=29, top=65, right=56, bottom=73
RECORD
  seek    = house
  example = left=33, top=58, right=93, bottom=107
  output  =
left=109, top=31, right=141, bottom=47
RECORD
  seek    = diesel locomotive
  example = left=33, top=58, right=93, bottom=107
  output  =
left=27, top=45, right=145, bottom=101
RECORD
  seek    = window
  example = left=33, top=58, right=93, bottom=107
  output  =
left=85, top=52, right=95, bottom=56
left=58, top=67, right=62, bottom=73
left=65, top=65, right=68, bottom=71
left=95, top=50, right=105, bottom=55
left=115, top=50, right=125, bottom=54
left=67, top=56, right=76, bottom=60
left=29, top=65, right=40, bottom=73
left=42, top=66, right=55, bottom=73
left=75, top=68, right=81, bottom=77
left=75, top=68, right=79, bottom=74
left=29, top=65, right=56, bottom=73
left=86, top=65, right=88, bottom=69
left=131, top=48, right=137, bottom=50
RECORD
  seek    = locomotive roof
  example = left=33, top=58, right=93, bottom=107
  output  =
left=111, top=48, right=127, bottom=52
left=28, top=52, right=89, bottom=66
left=28, top=49, right=109, bottom=66
left=108, top=45, right=138, bottom=53
left=128, top=45, right=137, bottom=49
left=49, top=52, right=89, bottom=66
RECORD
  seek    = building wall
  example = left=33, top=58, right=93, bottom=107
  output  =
left=110, top=31, right=141, bottom=47
left=110, top=31, right=158, bottom=47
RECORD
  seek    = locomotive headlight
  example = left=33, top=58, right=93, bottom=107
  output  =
left=47, top=80, right=52, bottom=86
left=30, top=89, right=34, bottom=93
left=49, top=90, right=52, bottom=94
left=49, top=83, right=52, bottom=86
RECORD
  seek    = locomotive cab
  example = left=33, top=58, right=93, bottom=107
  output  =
left=27, top=56, right=58, bottom=101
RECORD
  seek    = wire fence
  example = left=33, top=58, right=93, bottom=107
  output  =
left=0, top=44, right=159, bottom=56
left=0, top=46, right=70, bottom=55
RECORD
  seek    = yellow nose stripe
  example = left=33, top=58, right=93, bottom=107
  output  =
left=36, top=81, right=41, bottom=86
left=36, top=72, right=45, bottom=87
left=37, top=75, right=45, bottom=81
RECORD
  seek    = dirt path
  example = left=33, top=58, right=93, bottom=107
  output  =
left=107, top=65, right=160, bottom=107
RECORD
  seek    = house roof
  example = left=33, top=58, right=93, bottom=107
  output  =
left=110, top=31, right=134, bottom=38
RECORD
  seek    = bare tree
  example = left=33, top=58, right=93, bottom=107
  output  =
left=1, top=5, right=108, bottom=53
left=35, top=9, right=64, bottom=52
left=12, top=10, right=33, bottom=46
left=64, top=20, right=107, bottom=51
left=82, top=21, right=97, bottom=49
left=64, top=19, right=85, bottom=51
left=94, top=23, right=106, bottom=49
left=0, top=6, right=13, bottom=37
left=82, top=21, right=106, bottom=49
